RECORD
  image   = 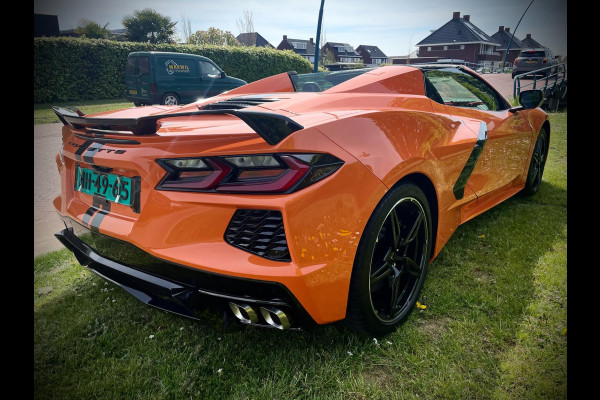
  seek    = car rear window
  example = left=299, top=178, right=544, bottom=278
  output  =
left=290, top=68, right=375, bottom=92
left=138, top=56, right=150, bottom=76
left=126, top=57, right=136, bottom=75
left=519, top=51, right=546, bottom=58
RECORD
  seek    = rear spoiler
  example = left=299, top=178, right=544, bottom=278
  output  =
left=52, top=106, right=304, bottom=146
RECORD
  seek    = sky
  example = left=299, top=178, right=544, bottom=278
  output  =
left=34, top=0, right=567, bottom=57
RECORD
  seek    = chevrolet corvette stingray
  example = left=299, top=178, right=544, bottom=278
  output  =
left=52, top=65, right=549, bottom=336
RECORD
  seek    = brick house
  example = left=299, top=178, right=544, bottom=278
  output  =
left=355, top=45, right=388, bottom=66
left=490, top=26, right=525, bottom=66
left=520, top=33, right=544, bottom=49
left=413, top=11, right=502, bottom=69
left=320, top=42, right=362, bottom=65
left=277, top=35, right=316, bottom=63
left=236, top=32, right=273, bottom=48
left=34, top=14, right=59, bottom=37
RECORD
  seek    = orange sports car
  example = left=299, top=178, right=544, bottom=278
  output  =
left=53, top=65, right=549, bottom=336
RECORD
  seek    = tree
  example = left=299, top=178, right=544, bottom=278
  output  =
left=180, top=14, right=192, bottom=42
left=187, top=27, right=240, bottom=46
left=323, top=49, right=336, bottom=65
left=236, top=9, right=254, bottom=35
left=122, top=8, right=177, bottom=44
left=75, top=19, right=111, bottom=39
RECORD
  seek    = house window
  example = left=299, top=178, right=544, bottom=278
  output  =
left=292, top=42, right=306, bottom=49
left=460, top=44, right=465, bottom=50
left=427, top=47, right=431, bottom=51
left=443, top=45, right=448, bottom=50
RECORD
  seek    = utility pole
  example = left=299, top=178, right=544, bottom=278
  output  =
left=314, top=0, right=325, bottom=72
left=502, top=0, right=535, bottom=73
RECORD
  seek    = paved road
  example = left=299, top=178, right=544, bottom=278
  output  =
left=482, top=72, right=517, bottom=101
left=34, top=123, right=64, bottom=257
left=33, top=73, right=517, bottom=257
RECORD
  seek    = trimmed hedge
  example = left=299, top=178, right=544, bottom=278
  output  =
left=34, top=37, right=313, bottom=103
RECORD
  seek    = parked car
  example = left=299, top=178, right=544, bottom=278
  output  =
left=52, top=65, right=549, bottom=336
left=125, top=51, right=247, bottom=106
left=512, top=48, right=559, bottom=79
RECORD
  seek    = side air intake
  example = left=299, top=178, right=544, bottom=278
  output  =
left=224, top=209, right=291, bottom=262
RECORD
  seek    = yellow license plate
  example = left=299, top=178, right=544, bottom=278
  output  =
left=129, top=89, right=138, bottom=94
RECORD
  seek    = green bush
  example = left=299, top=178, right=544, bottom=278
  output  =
left=34, top=37, right=313, bottom=103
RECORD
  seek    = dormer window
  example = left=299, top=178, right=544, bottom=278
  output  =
left=292, top=42, right=307, bottom=49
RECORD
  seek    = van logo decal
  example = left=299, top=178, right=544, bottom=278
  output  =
left=165, top=60, right=190, bottom=75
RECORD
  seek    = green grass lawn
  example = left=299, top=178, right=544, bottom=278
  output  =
left=34, top=112, right=567, bottom=399
left=34, top=99, right=136, bottom=125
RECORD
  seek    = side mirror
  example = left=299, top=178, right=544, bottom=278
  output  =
left=220, top=71, right=226, bottom=78
left=510, top=90, right=544, bottom=113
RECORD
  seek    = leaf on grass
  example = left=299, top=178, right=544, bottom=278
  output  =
left=416, top=301, right=427, bottom=309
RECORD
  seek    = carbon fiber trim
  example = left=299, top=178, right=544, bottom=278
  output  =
left=453, top=121, right=488, bottom=200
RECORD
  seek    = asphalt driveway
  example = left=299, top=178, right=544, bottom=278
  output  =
left=34, top=123, right=63, bottom=257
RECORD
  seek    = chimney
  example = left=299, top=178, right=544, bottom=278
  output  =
left=283, top=35, right=287, bottom=40
left=453, top=11, right=460, bottom=19
left=526, top=34, right=531, bottom=39
left=463, top=15, right=470, bottom=21
left=505, top=28, right=510, bottom=33
left=309, top=38, right=314, bottom=44
left=499, top=26, right=504, bottom=32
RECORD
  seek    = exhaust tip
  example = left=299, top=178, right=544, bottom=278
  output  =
left=259, top=306, right=292, bottom=330
left=229, top=302, right=259, bottom=324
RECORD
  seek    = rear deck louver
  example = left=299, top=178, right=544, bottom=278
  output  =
left=200, top=96, right=281, bottom=110
left=224, top=209, right=291, bottom=262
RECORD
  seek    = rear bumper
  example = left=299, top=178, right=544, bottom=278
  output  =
left=55, top=219, right=316, bottom=330
left=513, top=65, right=554, bottom=74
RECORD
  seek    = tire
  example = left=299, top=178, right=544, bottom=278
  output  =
left=345, top=183, right=433, bottom=336
left=134, top=102, right=143, bottom=107
left=522, top=128, right=548, bottom=196
left=162, top=93, right=180, bottom=106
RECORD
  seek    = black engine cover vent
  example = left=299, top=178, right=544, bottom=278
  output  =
left=200, top=96, right=281, bottom=110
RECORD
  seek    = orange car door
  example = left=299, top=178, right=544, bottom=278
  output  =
left=424, top=68, right=534, bottom=197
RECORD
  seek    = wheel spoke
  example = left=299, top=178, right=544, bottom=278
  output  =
left=398, top=256, right=422, bottom=278
left=389, top=267, right=402, bottom=312
left=370, top=261, right=392, bottom=288
left=400, top=210, right=423, bottom=250
left=390, top=208, right=401, bottom=248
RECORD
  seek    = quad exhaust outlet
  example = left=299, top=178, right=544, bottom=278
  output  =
left=228, top=302, right=293, bottom=330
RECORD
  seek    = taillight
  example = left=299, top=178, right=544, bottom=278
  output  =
left=514, top=59, right=518, bottom=66
left=542, top=58, right=548, bottom=64
left=156, top=153, right=344, bottom=194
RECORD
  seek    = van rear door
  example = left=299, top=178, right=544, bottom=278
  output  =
left=125, top=55, right=153, bottom=104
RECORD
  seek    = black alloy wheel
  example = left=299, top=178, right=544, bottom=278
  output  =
left=522, top=128, right=548, bottom=196
left=346, top=183, right=432, bottom=336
